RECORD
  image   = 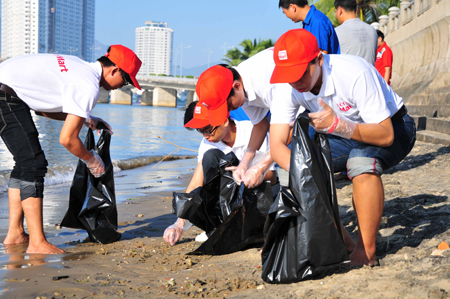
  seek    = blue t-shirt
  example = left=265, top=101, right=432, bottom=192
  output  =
left=230, top=107, right=249, bottom=121
left=303, top=5, right=340, bottom=55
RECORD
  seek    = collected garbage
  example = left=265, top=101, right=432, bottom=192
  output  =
left=172, top=152, right=273, bottom=255
left=60, top=126, right=121, bottom=244
left=261, top=112, right=349, bottom=284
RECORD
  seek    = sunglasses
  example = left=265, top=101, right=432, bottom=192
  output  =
left=197, top=126, right=219, bottom=136
left=120, top=70, right=131, bottom=87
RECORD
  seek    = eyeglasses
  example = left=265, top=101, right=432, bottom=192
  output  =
left=196, top=126, right=219, bottom=136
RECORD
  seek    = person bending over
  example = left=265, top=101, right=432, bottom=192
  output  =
left=269, top=29, right=416, bottom=265
left=0, top=45, right=141, bottom=254
left=163, top=101, right=279, bottom=246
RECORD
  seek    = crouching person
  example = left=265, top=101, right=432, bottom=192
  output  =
left=164, top=101, right=279, bottom=246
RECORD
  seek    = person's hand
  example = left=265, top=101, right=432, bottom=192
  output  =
left=82, top=149, right=105, bottom=178
left=308, top=99, right=356, bottom=139
left=85, top=116, right=113, bottom=135
left=242, top=165, right=265, bottom=189
left=308, top=98, right=336, bottom=132
left=163, top=219, right=186, bottom=246
left=226, top=149, right=255, bottom=185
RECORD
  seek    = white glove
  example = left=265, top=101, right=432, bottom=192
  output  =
left=308, top=99, right=356, bottom=139
left=163, top=219, right=192, bottom=246
left=84, top=116, right=113, bottom=135
left=82, top=149, right=105, bottom=178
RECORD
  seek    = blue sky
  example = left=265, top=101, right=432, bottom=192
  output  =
left=95, top=0, right=296, bottom=69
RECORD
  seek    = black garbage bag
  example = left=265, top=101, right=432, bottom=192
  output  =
left=172, top=152, right=273, bottom=255
left=261, top=112, right=349, bottom=284
left=60, top=127, right=121, bottom=244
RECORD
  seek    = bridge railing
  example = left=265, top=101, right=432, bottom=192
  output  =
left=136, top=75, right=197, bottom=85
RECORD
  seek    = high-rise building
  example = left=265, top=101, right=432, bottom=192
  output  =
left=1, top=0, right=95, bottom=61
left=135, top=21, right=173, bottom=76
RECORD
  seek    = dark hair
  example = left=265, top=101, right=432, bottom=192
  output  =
left=184, top=100, right=198, bottom=130
left=97, top=46, right=132, bottom=84
left=278, top=0, right=308, bottom=9
left=376, top=30, right=385, bottom=41
left=334, top=0, right=357, bottom=12
left=216, top=64, right=241, bottom=99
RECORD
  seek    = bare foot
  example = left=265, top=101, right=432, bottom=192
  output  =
left=349, top=247, right=375, bottom=266
left=26, top=241, right=66, bottom=254
left=3, top=232, right=29, bottom=245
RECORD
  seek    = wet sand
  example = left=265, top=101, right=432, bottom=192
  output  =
left=1, top=141, right=450, bottom=298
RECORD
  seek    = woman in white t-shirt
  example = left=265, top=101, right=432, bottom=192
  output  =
left=163, top=101, right=278, bottom=246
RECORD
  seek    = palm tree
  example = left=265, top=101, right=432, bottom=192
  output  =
left=222, top=38, right=274, bottom=66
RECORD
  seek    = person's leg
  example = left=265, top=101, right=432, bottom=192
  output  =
left=0, top=94, right=63, bottom=254
left=3, top=186, right=28, bottom=244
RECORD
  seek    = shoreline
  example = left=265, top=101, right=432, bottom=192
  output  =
left=1, top=141, right=450, bottom=298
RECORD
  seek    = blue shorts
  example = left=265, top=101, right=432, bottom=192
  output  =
left=329, top=114, right=416, bottom=179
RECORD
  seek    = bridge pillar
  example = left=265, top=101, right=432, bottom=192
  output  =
left=186, top=90, right=198, bottom=106
left=98, top=87, right=109, bottom=103
left=110, top=88, right=132, bottom=105
left=153, top=87, right=177, bottom=107
left=141, top=89, right=153, bottom=106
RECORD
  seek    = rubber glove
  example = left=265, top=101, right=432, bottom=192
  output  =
left=242, top=152, right=274, bottom=188
left=163, top=218, right=192, bottom=246
left=308, top=99, right=356, bottom=139
left=85, top=116, right=113, bottom=135
left=82, top=149, right=105, bottom=178
left=227, top=149, right=255, bottom=185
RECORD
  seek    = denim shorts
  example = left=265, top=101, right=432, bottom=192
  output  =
left=0, top=92, right=48, bottom=200
left=329, top=114, right=416, bottom=179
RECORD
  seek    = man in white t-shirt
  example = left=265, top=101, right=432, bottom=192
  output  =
left=269, top=29, right=416, bottom=266
left=0, top=45, right=142, bottom=254
left=163, top=101, right=278, bottom=246
left=193, top=62, right=303, bottom=189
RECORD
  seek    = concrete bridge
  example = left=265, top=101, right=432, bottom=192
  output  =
left=371, top=0, right=450, bottom=145
left=101, top=75, right=199, bottom=107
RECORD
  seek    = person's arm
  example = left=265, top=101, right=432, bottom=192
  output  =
left=383, top=66, right=391, bottom=83
left=309, top=99, right=394, bottom=147
left=270, top=123, right=292, bottom=171
left=164, top=161, right=203, bottom=246
left=35, top=111, right=68, bottom=121
left=231, top=118, right=270, bottom=185
left=321, top=50, right=329, bottom=54
left=60, top=114, right=106, bottom=177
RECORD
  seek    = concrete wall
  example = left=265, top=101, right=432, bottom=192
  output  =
left=110, top=88, right=132, bottom=105
left=383, top=0, right=450, bottom=103
left=152, top=87, right=177, bottom=107
left=98, top=87, right=109, bottom=103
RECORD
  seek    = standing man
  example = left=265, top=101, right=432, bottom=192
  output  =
left=279, top=0, right=340, bottom=54
left=269, top=29, right=416, bottom=265
left=0, top=45, right=141, bottom=254
left=375, top=30, right=393, bottom=85
left=334, top=0, right=378, bottom=65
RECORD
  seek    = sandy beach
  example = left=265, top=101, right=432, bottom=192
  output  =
left=1, top=141, right=450, bottom=298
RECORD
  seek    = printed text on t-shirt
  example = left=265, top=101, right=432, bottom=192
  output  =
left=55, top=55, right=69, bottom=73
left=337, top=102, right=352, bottom=112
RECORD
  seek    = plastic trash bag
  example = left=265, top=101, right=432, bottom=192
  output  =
left=172, top=152, right=273, bottom=255
left=60, top=127, right=121, bottom=244
left=261, top=112, right=349, bottom=284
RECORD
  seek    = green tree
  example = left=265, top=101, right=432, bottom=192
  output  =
left=222, top=38, right=274, bottom=66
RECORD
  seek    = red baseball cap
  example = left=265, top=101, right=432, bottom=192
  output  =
left=105, top=45, right=142, bottom=90
left=196, top=65, right=233, bottom=126
left=270, top=29, right=320, bottom=84
left=184, top=101, right=230, bottom=129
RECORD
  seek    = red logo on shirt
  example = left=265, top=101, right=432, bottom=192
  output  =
left=55, top=55, right=69, bottom=73
left=337, top=102, right=352, bottom=112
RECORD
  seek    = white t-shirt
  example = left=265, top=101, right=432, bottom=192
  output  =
left=270, top=54, right=404, bottom=125
left=234, top=48, right=305, bottom=125
left=0, top=54, right=102, bottom=120
left=197, top=120, right=276, bottom=171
